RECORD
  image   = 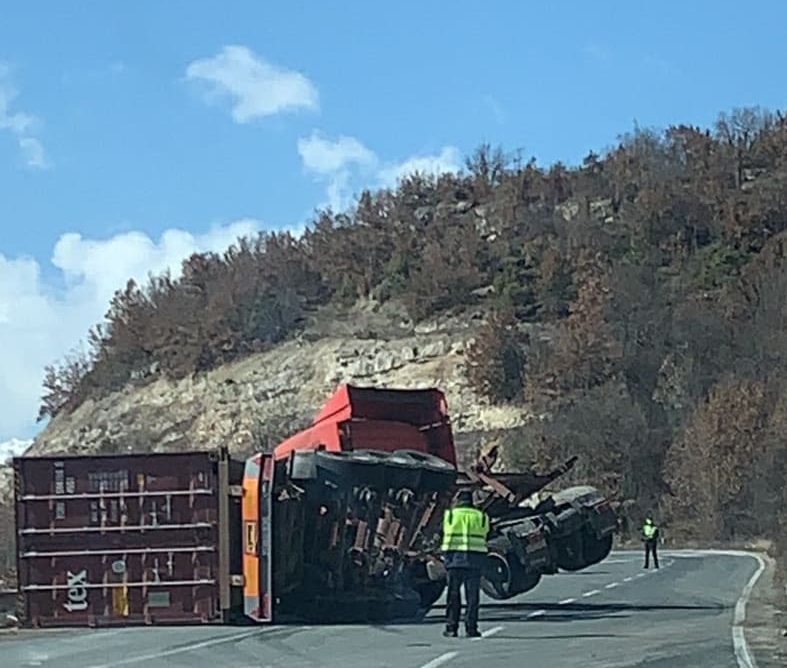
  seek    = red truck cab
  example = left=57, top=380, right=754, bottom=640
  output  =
left=273, top=384, right=457, bottom=465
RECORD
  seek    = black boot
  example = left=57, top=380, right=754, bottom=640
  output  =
left=443, top=627, right=457, bottom=638
left=466, top=628, right=481, bottom=638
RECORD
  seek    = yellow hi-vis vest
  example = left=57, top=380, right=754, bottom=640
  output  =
left=441, top=507, right=490, bottom=553
left=642, top=523, right=657, bottom=539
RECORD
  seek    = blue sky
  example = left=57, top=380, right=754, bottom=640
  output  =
left=1, top=0, right=786, bottom=445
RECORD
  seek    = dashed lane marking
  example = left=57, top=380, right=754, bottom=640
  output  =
left=473, top=625, right=504, bottom=641
left=420, top=651, right=459, bottom=668
left=605, top=582, right=620, bottom=589
left=558, top=597, right=576, bottom=605
left=526, top=609, right=546, bottom=619
left=623, top=576, right=634, bottom=582
left=582, top=589, right=600, bottom=597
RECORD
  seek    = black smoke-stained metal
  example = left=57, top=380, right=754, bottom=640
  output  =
left=14, top=450, right=238, bottom=627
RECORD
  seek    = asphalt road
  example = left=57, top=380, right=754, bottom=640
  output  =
left=0, top=550, right=763, bottom=668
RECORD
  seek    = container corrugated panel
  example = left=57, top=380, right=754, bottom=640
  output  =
left=14, top=451, right=227, bottom=627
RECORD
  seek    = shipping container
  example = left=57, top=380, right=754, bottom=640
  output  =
left=14, top=449, right=244, bottom=627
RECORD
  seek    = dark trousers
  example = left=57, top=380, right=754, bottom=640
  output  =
left=446, top=567, right=481, bottom=632
left=644, top=539, right=659, bottom=568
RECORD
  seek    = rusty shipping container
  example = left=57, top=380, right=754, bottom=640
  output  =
left=14, top=449, right=244, bottom=627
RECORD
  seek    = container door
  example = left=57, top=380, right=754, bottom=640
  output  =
left=14, top=451, right=226, bottom=627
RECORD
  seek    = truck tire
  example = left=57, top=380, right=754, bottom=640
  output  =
left=390, top=450, right=456, bottom=491
left=480, top=537, right=540, bottom=600
left=416, top=580, right=446, bottom=610
left=581, top=531, right=613, bottom=565
left=554, top=530, right=586, bottom=571
left=289, top=451, right=317, bottom=481
left=314, top=450, right=385, bottom=487
left=406, top=560, right=447, bottom=613
left=383, top=450, right=426, bottom=490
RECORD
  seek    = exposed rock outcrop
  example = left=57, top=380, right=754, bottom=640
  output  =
left=31, top=308, right=532, bottom=458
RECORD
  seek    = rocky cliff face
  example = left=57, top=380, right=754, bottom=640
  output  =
left=30, top=302, right=532, bottom=459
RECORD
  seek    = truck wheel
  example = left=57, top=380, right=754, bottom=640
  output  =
left=390, top=450, right=456, bottom=491
left=481, top=550, right=517, bottom=599
left=416, top=580, right=446, bottom=610
left=406, top=560, right=447, bottom=612
left=289, top=451, right=317, bottom=481
left=382, top=451, right=425, bottom=490
left=314, top=450, right=385, bottom=487
left=581, top=532, right=613, bottom=565
left=480, top=537, right=539, bottom=599
left=555, top=531, right=586, bottom=571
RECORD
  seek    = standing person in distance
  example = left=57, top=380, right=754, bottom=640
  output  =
left=642, top=517, right=660, bottom=569
left=441, top=488, right=490, bottom=638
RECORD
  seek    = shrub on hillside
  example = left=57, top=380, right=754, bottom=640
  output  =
left=662, top=378, right=771, bottom=541
left=465, top=309, right=526, bottom=403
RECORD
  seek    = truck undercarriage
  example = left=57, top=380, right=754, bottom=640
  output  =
left=261, top=447, right=616, bottom=622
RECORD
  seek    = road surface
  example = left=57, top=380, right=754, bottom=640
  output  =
left=0, top=550, right=763, bottom=668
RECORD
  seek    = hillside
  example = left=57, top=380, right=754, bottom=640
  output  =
left=4, top=108, right=786, bottom=587
left=31, top=302, right=533, bottom=460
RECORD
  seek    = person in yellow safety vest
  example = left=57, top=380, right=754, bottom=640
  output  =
left=441, top=489, right=490, bottom=638
left=641, top=517, right=660, bottom=569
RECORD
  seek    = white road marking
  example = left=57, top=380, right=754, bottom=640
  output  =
left=730, top=553, right=766, bottom=668
left=472, top=625, right=504, bottom=641
left=420, top=651, right=459, bottom=668
left=558, top=597, right=576, bottom=605
left=526, top=609, right=546, bottom=619
left=617, top=548, right=766, bottom=668
left=84, top=629, right=260, bottom=668
left=635, top=573, right=646, bottom=578
left=582, top=589, right=600, bottom=597
left=623, top=576, right=634, bottom=582
left=605, top=582, right=620, bottom=589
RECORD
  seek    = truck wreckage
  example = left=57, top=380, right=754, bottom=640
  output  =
left=13, top=384, right=618, bottom=627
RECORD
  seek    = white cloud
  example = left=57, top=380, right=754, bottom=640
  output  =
left=186, top=45, right=318, bottom=122
left=0, top=64, right=49, bottom=170
left=297, top=132, right=378, bottom=210
left=297, top=131, right=376, bottom=175
left=297, top=131, right=463, bottom=211
left=377, top=146, right=462, bottom=186
left=0, top=219, right=262, bottom=443
left=0, top=438, right=31, bottom=464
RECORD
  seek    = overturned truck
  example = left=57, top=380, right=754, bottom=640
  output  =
left=242, top=385, right=617, bottom=622
left=13, top=384, right=617, bottom=627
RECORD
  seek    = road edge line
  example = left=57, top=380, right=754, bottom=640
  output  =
left=617, top=546, right=767, bottom=667
left=670, top=548, right=765, bottom=668
left=728, top=551, right=766, bottom=668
